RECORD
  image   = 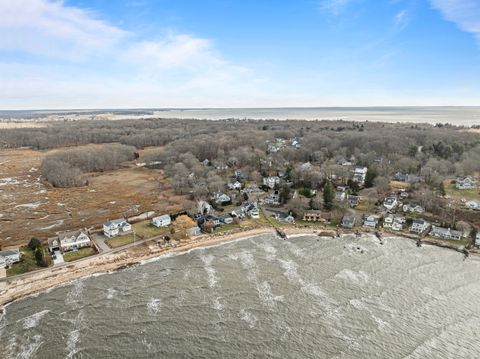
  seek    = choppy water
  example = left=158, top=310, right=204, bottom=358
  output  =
left=1, top=234, right=480, bottom=358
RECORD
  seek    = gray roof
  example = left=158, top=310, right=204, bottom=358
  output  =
left=0, top=249, right=20, bottom=257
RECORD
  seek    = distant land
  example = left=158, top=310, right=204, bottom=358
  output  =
left=1, top=107, right=480, bottom=126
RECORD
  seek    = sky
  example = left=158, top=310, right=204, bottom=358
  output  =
left=1, top=0, right=480, bottom=109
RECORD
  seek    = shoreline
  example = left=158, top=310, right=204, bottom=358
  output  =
left=0, top=225, right=476, bottom=311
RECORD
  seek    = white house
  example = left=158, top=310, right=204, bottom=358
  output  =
left=383, top=214, right=405, bottom=231
left=475, top=232, right=480, bottom=247
left=429, top=226, right=462, bottom=241
left=410, top=219, right=430, bottom=234
left=197, top=200, right=212, bottom=215
left=274, top=211, right=295, bottom=224
left=263, top=176, right=280, bottom=189
left=58, top=229, right=92, bottom=252
left=363, top=214, right=379, bottom=228
left=383, top=196, right=398, bottom=211
left=228, top=180, right=242, bottom=190
left=403, top=204, right=425, bottom=214
left=353, top=167, right=368, bottom=185
left=152, top=214, right=171, bottom=228
left=0, top=249, right=21, bottom=269
left=212, top=192, right=231, bottom=205
left=103, top=219, right=132, bottom=238
left=456, top=176, right=477, bottom=190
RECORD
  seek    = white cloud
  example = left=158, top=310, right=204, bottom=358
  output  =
left=430, top=0, right=480, bottom=41
left=0, top=0, right=260, bottom=108
left=319, top=0, right=355, bottom=15
left=393, top=9, right=409, bottom=31
left=0, top=0, right=127, bottom=60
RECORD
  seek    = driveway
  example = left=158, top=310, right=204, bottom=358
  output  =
left=52, top=250, right=64, bottom=265
left=92, top=234, right=111, bottom=253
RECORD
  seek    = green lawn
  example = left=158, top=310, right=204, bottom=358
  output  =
left=7, top=246, right=51, bottom=277
left=132, top=221, right=169, bottom=239
left=63, top=247, right=96, bottom=262
left=105, top=233, right=136, bottom=248
left=445, top=182, right=480, bottom=201
left=424, top=236, right=469, bottom=248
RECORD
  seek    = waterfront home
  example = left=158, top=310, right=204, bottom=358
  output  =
left=465, top=200, right=479, bottom=210
left=347, top=195, right=360, bottom=208
left=383, top=196, right=398, bottom=211
left=353, top=167, right=368, bottom=185
left=197, top=200, right=213, bottom=215
left=228, top=180, right=242, bottom=190
left=242, top=201, right=259, bottom=218
left=152, top=214, right=171, bottom=228
left=303, top=210, right=323, bottom=222
left=429, top=226, right=462, bottom=241
left=273, top=211, right=295, bottom=224
left=263, top=176, right=281, bottom=189
left=55, top=229, right=92, bottom=252
left=410, top=219, right=430, bottom=234
left=476, top=232, right=480, bottom=247
left=212, top=192, right=232, bottom=205
left=103, top=219, right=132, bottom=238
left=403, top=204, right=425, bottom=214
left=197, top=214, right=221, bottom=231
left=455, top=176, right=477, bottom=190
left=341, top=215, right=356, bottom=228
left=383, top=214, right=405, bottom=231
left=0, top=249, right=21, bottom=269
left=363, top=214, right=379, bottom=228
left=219, top=214, right=234, bottom=224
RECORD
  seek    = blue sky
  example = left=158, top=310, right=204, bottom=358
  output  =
left=1, top=0, right=480, bottom=109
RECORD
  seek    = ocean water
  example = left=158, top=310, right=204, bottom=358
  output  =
left=153, top=107, right=480, bottom=126
left=1, top=233, right=480, bottom=358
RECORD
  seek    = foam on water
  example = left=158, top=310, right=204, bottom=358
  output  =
left=19, top=310, right=50, bottom=330
left=147, top=298, right=162, bottom=315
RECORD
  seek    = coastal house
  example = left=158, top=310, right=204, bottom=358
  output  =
left=353, top=167, right=368, bottom=185
left=383, top=214, right=405, bottom=231
left=0, top=249, right=21, bottom=269
left=151, top=214, right=171, bottom=228
left=197, top=200, right=213, bottom=215
left=476, top=232, right=480, bottom=247
left=335, top=190, right=346, bottom=201
left=403, top=204, right=425, bottom=214
left=347, top=195, right=360, bottom=208
left=341, top=215, right=356, bottom=228
left=263, top=176, right=281, bottom=189
left=303, top=210, right=323, bottom=222
left=383, top=196, right=398, bottom=211
left=103, top=219, right=132, bottom=238
left=455, top=176, right=477, bottom=190
left=429, top=226, right=462, bottom=241
left=54, top=229, right=92, bottom=252
left=212, top=192, right=232, bottom=205
left=219, top=214, right=234, bottom=224
left=410, top=219, right=430, bottom=234
left=242, top=201, right=259, bottom=218
left=273, top=211, right=295, bottom=224
left=228, top=180, right=242, bottom=190
left=197, top=214, right=221, bottom=232
left=363, top=215, right=379, bottom=228
left=241, top=185, right=264, bottom=195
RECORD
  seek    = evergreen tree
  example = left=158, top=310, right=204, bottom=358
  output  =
left=364, top=168, right=377, bottom=188
left=323, top=181, right=334, bottom=210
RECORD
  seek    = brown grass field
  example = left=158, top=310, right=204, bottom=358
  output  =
left=0, top=146, right=189, bottom=247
